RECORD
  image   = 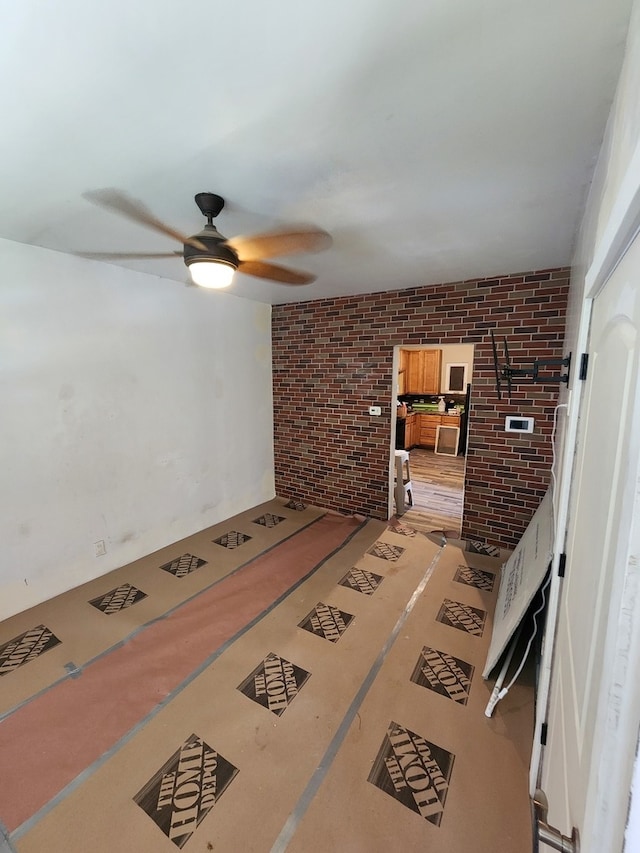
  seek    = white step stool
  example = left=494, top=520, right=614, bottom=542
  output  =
left=394, top=450, right=413, bottom=515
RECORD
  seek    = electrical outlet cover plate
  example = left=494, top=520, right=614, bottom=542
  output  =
left=369, top=405, right=382, bottom=416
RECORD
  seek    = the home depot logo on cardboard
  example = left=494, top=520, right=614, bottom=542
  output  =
left=410, top=646, right=474, bottom=705
left=367, top=541, right=405, bottom=562
left=253, top=513, right=286, bottom=527
left=89, top=583, right=147, bottom=614
left=453, top=565, right=496, bottom=592
left=298, top=602, right=354, bottom=642
left=134, top=733, right=238, bottom=848
left=338, top=567, right=384, bottom=596
left=213, top=530, right=252, bottom=549
left=237, top=652, right=310, bottom=715
left=436, top=598, right=486, bottom=637
left=160, top=554, right=207, bottom=578
left=0, top=624, right=61, bottom=677
left=368, top=721, right=455, bottom=825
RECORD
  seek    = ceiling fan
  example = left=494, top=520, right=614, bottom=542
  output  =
left=80, top=189, right=332, bottom=289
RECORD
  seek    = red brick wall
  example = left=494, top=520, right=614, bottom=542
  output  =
left=272, top=268, right=569, bottom=549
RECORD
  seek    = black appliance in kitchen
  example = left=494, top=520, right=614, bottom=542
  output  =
left=458, top=383, right=471, bottom=454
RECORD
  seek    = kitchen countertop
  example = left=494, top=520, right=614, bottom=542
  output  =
left=406, top=410, right=462, bottom=416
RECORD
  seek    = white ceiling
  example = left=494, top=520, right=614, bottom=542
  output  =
left=0, top=1, right=633, bottom=304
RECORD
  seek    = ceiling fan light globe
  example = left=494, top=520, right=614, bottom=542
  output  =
left=188, top=259, right=236, bottom=289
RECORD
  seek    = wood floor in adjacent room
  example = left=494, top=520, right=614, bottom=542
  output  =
left=399, top=448, right=466, bottom=537
left=0, top=498, right=532, bottom=853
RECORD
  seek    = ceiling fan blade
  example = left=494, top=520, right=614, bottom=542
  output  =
left=237, top=259, right=315, bottom=285
left=227, top=227, right=331, bottom=262
left=77, top=251, right=182, bottom=259
left=83, top=189, right=207, bottom=251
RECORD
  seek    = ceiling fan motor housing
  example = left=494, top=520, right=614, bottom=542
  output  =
left=183, top=225, right=239, bottom=269
left=194, top=192, right=225, bottom=220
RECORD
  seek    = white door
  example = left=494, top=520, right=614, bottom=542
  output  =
left=538, top=236, right=640, bottom=851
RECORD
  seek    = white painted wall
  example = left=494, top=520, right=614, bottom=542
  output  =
left=536, top=1, right=640, bottom=848
left=0, top=238, right=275, bottom=620
left=568, top=0, right=640, bottom=338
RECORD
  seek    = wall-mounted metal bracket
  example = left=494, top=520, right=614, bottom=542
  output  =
left=502, top=355, right=572, bottom=386
left=491, top=331, right=571, bottom=400
left=532, top=788, right=580, bottom=853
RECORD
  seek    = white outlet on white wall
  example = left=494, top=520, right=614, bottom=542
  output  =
left=94, top=540, right=106, bottom=557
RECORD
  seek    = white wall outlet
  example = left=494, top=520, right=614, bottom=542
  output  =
left=94, top=539, right=107, bottom=557
left=369, top=405, right=382, bottom=416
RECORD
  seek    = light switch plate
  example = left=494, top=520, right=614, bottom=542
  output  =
left=369, top=405, right=382, bottom=416
left=505, top=415, right=534, bottom=433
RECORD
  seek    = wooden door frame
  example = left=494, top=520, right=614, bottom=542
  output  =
left=388, top=343, right=473, bottom=520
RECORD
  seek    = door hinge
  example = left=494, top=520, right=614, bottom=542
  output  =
left=558, top=553, right=567, bottom=578
left=541, top=722, right=548, bottom=745
left=533, top=788, right=580, bottom=852
left=579, top=353, right=589, bottom=380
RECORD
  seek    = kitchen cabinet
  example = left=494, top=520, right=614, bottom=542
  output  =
left=416, top=413, right=460, bottom=450
left=418, top=414, right=439, bottom=448
left=405, top=414, right=418, bottom=449
left=412, top=414, right=420, bottom=447
left=405, top=353, right=422, bottom=394
left=422, top=350, right=442, bottom=395
left=401, top=412, right=461, bottom=450
left=441, top=415, right=461, bottom=427
left=404, top=350, right=442, bottom=394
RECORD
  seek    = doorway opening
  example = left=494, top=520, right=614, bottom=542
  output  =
left=390, top=344, right=474, bottom=536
